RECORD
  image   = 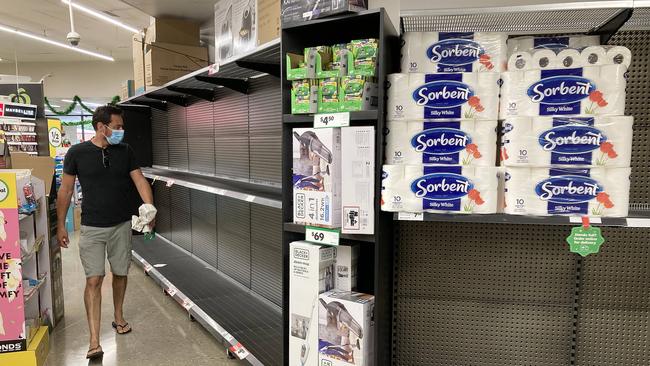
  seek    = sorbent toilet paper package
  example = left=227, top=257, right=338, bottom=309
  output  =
left=382, top=165, right=499, bottom=214
left=500, top=64, right=626, bottom=118
left=501, top=116, right=633, bottom=167
left=507, top=35, right=600, bottom=56
left=386, top=120, right=497, bottom=166
left=401, top=32, right=507, bottom=73
left=388, top=72, right=500, bottom=121
left=504, top=167, right=631, bottom=217
left=508, top=46, right=633, bottom=71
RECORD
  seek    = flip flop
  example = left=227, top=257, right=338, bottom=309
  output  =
left=112, top=321, right=132, bottom=335
left=86, top=346, right=104, bottom=360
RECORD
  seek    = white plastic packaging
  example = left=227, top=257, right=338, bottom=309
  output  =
left=507, top=35, right=600, bottom=56
left=401, top=31, right=507, bottom=73
left=501, top=116, right=633, bottom=168
left=386, top=120, right=497, bottom=166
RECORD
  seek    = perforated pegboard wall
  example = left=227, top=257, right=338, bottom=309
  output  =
left=393, top=30, right=650, bottom=366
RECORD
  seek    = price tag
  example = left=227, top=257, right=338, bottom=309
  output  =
left=166, top=287, right=177, bottom=297
left=166, top=179, right=175, bottom=187
left=208, top=63, right=220, bottom=75
left=305, top=226, right=339, bottom=246
left=228, top=343, right=250, bottom=360
left=314, top=112, right=350, bottom=128
left=245, top=195, right=255, bottom=202
left=144, top=264, right=152, bottom=273
left=182, top=298, right=194, bottom=310
left=398, top=212, right=424, bottom=221
left=223, top=333, right=234, bottom=342
left=566, top=226, right=605, bottom=257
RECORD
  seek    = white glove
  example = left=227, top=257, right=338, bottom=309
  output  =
left=131, top=204, right=157, bottom=233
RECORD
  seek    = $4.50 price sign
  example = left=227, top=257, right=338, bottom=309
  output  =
left=305, top=226, right=340, bottom=246
left=314, top=112, right=350, bottom=128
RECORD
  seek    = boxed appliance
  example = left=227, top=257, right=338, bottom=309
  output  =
left=214, top=0, right=280, bottom=63
left=290, top=241, right=336, bottom=366
left=281, top=0, right=368, bottom=25
left=145, top=17, right=201, bottom=46
left=144, top=42, right=209, bottom=87
left=318, top=290, right=375, bottom=366
left=341, top=127, right=375, bottom=234
left=335, top=245, right=359, bottom=291
left=293, top=128, right=342, bottom=227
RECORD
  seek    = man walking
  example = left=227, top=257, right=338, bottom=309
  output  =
left=56, top=105, right=155, bottom=360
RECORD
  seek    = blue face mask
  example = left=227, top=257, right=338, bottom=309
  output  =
left=105, top=127, right=124, bottom=145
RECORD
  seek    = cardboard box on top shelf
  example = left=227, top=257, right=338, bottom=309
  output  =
left=145, top=17, right=201, bottom=46
left=144, top=42, right=209, bottom=88
left=120, top=80, right=135, bottom=101
left=214, top=0, right=279, bottom=63
left=10, top=153, right=55, bottom=196
left=281, top=0, right=367, bottom=25
left=132, top=36, right=146, bottom=94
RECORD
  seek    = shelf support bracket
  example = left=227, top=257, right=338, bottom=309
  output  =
left=167, top=86, right=217, bottom=102
left=194, top=76, right=249, bottom=94
left=588, top=8, right=633, bottom=44
left=234, top=60, right=281, bottom=78
left=147, top=93, right=187, bottom=107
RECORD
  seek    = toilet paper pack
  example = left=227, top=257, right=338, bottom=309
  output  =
left=500, top=64, right=626, bottom=118
left=386, top=120, right=497, bottom=166
left=401, top=32, right=507, bottom=73
left=508, top=46, right=633, bottom=71
left=388, top=72, right=500, bottom=121
left=293, top=128, right=341, bottom=227
left=382, top=165, right=499, bottom=214
left=507, top=35, right=600, bottom=56
left=504, top=167, right=630, bottom=217
left=502, top=116, right=633, bottom=167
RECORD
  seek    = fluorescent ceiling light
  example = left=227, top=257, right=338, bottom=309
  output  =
left=62, top=0, right=141, bottom=34
left=0, top=24, right=114, bottom=61
left=62, top=99, right=104, bottom=107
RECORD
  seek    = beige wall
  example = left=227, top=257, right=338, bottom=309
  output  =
left=0, top=61, right=132, bottom=98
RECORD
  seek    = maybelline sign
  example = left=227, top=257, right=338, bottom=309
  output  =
left=0, top=102, right=37, bottom=120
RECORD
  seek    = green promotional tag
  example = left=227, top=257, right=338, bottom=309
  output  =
left=144, top=231, right=155, bottom=241
left=566, top=226, right=605, bottom=257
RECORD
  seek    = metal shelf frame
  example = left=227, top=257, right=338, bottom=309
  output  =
left=394, top=213, right=650, bottom=227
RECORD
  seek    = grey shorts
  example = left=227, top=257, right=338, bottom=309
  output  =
left=79, top=221, right=132, bottom=277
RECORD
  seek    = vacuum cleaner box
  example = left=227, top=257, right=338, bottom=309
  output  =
left=293, top=128, right=342, bottom=228
left=318, top=290, right=375, bottom=366
left=282, top=0, right=368, bottom=25
left=335, top=245, right=359, bottom=291
left=290, top=241, right=336, bottom=366
left=341, top=127, right=375, bottom=234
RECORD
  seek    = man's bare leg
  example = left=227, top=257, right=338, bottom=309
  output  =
left=112, top=274, right=131, bottom=333
left=85, top=276, right=104, bottom=352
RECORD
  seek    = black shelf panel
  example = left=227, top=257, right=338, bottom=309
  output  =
left=132, top=235, right=282, bottom=366
left=282, top=110, right=378, bottom=123
left=283, top=222, right=376, bottom=243
left=393, top=212, right=650, bottom=227
left=142, top=167, right=281, bottom=208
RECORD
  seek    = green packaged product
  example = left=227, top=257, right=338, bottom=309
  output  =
left=305, top=46, right=338, bottom=79
left=286, top=53, right=308, bottom=80
left=340, top=76, right=378, bottom=112
left=318, top=78, right=340, bottom=113
left=331, top=43, right=352, bottom=75
left=349, top=39, right=378, bottom=77
left=291, top=79, right=316, bottom=114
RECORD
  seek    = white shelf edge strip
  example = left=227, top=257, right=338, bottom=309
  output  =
left=401, top=1, right=633, bottom=16
left=142, top=171, right=281, bottom=209
left=131, top=250, right=264, bottom=366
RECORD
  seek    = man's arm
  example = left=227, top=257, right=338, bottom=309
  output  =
left=56, top=173, right=76, bottom=248
left=130, top=168, right=153, bottom=204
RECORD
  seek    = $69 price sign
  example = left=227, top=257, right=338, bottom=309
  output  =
left=305, top=226, right=340, bottom=246
left=314, top=112, right=350, bottom=128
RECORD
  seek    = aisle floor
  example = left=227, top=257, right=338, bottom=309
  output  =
left=45, top=231, right=243, bottom=366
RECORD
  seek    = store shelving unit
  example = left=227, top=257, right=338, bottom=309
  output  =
left=119, top=38, right=284, bottom=365
left=280, top=9, right=399, bottom=365
left=391, top=3, right=650, bottom=366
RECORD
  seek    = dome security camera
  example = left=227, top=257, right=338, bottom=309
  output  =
left=67, top=31, right=81, bottom=46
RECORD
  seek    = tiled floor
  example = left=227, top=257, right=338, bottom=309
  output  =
left=45, top=231, right=243, bottom=366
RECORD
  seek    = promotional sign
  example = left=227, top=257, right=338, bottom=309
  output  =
left=0, top=102, right=37, bottom=121
left=567, top=224, right=605, bottom=257
left=0, top=172, right=25, bottom=353
left=47, top=119, right=63, bottom=158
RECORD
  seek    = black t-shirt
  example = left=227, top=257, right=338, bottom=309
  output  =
left=63, top=141, right=140, bottom=227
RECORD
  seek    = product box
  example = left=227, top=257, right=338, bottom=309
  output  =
left=214, top=0, right=235, bottom=62
left=334, top=245, right=359, bottom=291
left=305, top=46, right=337, bottom=79
left=144, top=42, right=209, bottom=87
left=340, top=76, right=377, bottom=112
left=258, top=0, right=280, bottom=45
left=293, top=128, right=342, bottom=227
left=145, top=17, right=201, bottom=46
left=341, top=127, right=375, bottom=234
left=119, top=80, right=134, bottom=101
left=132, top=37, right=145, bottom=94
left=318, top=291, right=375, bottom=366
left=282, top=0, right=368, bottom=24
left=318, top=78, right=340, bottom=113
left=349, top=39, right=378, bottom=77
left=290, top=241, right=336, bottom=366
left=286, top=53, right=308, bottom=80
left=291, top=79, right=318, bottom=114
